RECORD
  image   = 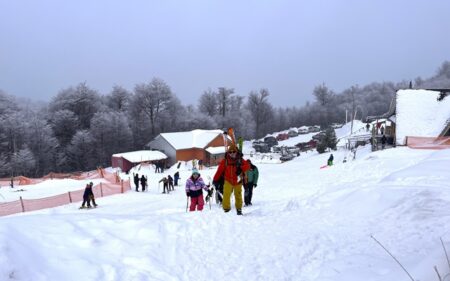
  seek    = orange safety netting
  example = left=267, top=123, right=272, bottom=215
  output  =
left=0, top=176, right=44, bottom=187
left=0, top=180, right=131, bottom=217
left=407, top=136, right=450, bottom=149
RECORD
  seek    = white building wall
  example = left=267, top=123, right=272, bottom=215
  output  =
left=148, top=136, right=177, bottom=165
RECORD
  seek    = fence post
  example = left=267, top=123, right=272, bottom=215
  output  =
left=20, top=196, right=25, bottom=213
left=68, top=191, right=72, bottom=203
left=121, top=180, right=124, bottom=193
left=100, top=183, right=103, bottom=197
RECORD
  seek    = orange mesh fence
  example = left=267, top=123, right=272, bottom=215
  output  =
left=23, top=193, right=71, bottom=212
left=0, top=180, right=131, bottom=217
left=0, top=200, right=23, bottom=216
left=2, top=169, right=119, bottom=187
left=0, top=179, right=16, bottom=187
left=43, top=172, right=79, bottom=180
left=0, top=176, right=43, bottom=187
left=407, top=136, right=450, bottom=150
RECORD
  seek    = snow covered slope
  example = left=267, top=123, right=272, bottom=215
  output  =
left=1, top=146, right=450, bottom=281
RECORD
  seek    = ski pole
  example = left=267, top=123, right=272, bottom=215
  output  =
left=186, top=196, right=189, bottom=213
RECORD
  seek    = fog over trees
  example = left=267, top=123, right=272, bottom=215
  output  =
left=1, top=61, right=449, bottom=177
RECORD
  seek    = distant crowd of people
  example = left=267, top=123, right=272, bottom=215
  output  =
left=83, top=150, right=261, bottom=216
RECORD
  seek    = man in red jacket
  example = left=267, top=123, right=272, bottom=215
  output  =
left=213, top=143, right=250, bottom=215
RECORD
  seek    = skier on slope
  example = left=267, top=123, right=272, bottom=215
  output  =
left=185, top=169, right=210, bottom=211
left=80, top=182, right=97, bottom=209
left=213, top=143, right=250, bottom=215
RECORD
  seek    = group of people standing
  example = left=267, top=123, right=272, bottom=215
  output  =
left=133, top=173, right=148, bottom=192
left=80, top=182, right=97, bottom=209
left=184, top=143, right=259, bottom=215
left=159, top=175, right=174, bottom=193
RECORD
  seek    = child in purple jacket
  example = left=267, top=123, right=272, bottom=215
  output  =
left=185, top=169, right=210, bottom=211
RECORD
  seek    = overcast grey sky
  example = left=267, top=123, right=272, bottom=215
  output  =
left=1, top=0, right=449, bottom=107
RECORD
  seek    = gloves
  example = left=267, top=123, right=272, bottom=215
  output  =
left=212, top=181, right=219, bottom=187
left=186, top=191, right=190, bottom=197
left=236, top=167, right=242, bottom=175
left=253, top=184, right=257, bottom=188
left=207, top=188, right=213, bottom=197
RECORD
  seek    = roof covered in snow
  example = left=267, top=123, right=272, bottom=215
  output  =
left=112, top=150, right=167, bottom=163
left=205, top=146, right=226, bottom=155
left=396, top=89, right=450, bottom=145
left=160, top=129, right=223, bottom=150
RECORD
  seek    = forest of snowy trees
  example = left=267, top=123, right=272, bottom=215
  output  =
left=1, top=61, right=450, bottom=177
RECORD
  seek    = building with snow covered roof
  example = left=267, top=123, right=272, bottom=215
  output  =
left=111, top=150, right=168, bottom=173
left=147, top=129, right=227, bottom=166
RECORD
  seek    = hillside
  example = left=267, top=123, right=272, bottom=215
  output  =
left=1, top=137, right=450, bottom=280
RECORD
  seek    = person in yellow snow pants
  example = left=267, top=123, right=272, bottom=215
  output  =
left=222, top=181, right=243, bottom=212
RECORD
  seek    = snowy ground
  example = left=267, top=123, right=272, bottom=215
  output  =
left=1, top=134, right=450, bottom=280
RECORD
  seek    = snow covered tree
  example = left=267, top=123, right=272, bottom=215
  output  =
left=25, top=117, right=59, bottom=176
left=134, top=78, right=174, bottom=138
left=89, top=111, right=133, bottom=167
left=198, top=89, right=218, bottom=117
left=0, top=90, right=18, bottom=116
left=316, top=127, right=337, bottom=154
left=49, top=109, right=79, bottom=147
left=66, top=130, right=95, bottom=171
left=107, top=85, right=131, bottom=112
left=0, top=153, right=7, bottom=176
left=11, top=147, right=36, bottom=177
left=49, top=82, right=101, bottom=130
left=313, top=83, right=333, bottom=106
left=217, top=87, right=234, bottom=118
left=246, top=89, right=274, bottom=138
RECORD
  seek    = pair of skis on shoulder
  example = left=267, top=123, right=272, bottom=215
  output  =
left=222, top=127, right=242, bottom=153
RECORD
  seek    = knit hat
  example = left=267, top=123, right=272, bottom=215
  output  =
left=192, top=168, right=200, bottom=176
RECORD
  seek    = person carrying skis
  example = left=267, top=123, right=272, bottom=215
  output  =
left=185, top=169, right=210, bottom=211
left=140, top=175, right=147, bottom=192
left=80, top=182, right=97, bottom=209
left=213, top=143, right=250, bottom=215
left=133, top=173, right=140, bottom=192
left=244, top=160, right=259, bottom=206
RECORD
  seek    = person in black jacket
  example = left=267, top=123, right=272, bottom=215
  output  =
left=134, top=173, right=140, bottom=192
left=327, top=154, right=334, bottom=166
left=174, top=171, right=180, bottom=186
left=381, top=134, right=387, bottom=149
left=140, top=175, right=147, bottom=192
left=80, top=182, right=97, bottom=209
left=168, top=175, right=174, bottom=191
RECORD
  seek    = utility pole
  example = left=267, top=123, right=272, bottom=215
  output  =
left=10, top=135, right=16, bottom=188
